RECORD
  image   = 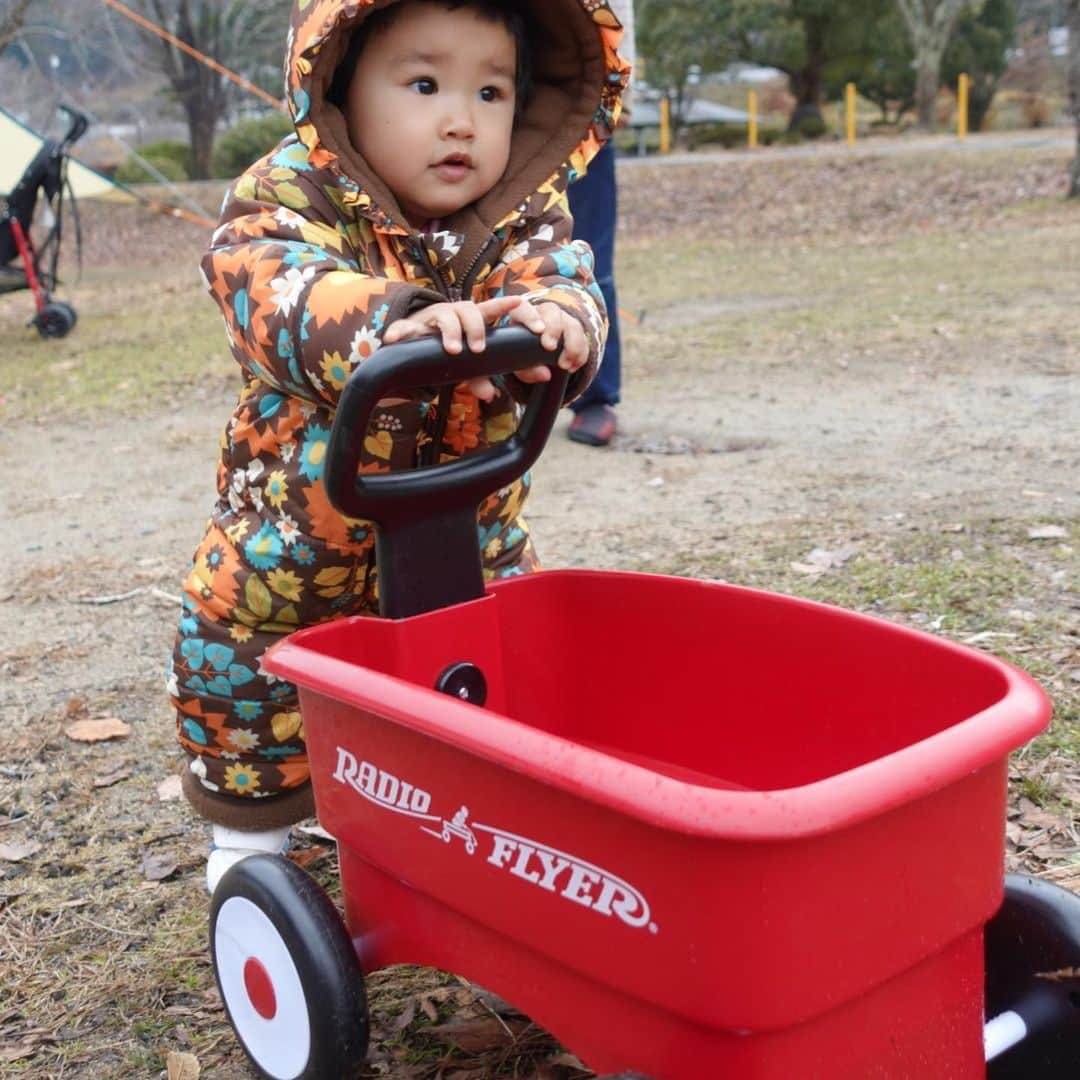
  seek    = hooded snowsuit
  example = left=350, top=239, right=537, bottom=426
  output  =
left=169, top=0, right=629, bottom=829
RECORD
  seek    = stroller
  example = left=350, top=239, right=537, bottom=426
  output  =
left=0, top=104, right=88, bottom=339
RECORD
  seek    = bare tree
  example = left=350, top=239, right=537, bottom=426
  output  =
left=1068, top=1, right=1080, bottom=197
left=895, top=0, right=983, bottom=130
left=0, top=0, right=35, bottom=58
left=128, top=1, right=288, bottom=179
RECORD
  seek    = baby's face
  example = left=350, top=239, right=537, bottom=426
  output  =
left=346, top=2, right=517, bottom=229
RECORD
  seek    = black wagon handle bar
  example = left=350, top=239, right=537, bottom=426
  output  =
left=325, top=326, right=570, bottom=527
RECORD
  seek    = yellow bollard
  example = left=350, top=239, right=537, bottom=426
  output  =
left=748, top=89, right=758, bottom=149
left=659, top=96, right=671, bottom=155
left=957, top=73, right=969, bottom=140
left=845, top=82, right=857, bottom=147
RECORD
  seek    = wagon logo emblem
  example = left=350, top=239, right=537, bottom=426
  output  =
left=332, top=748, right=657, bottom=933
left=421, top=805, right=479, bottom=855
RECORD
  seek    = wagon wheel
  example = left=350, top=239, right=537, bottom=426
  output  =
left=210, top=854, right=369, bottom=1080
left=32, top=300, right=76, bottom=339
left=985, top=873, right=1080, bottom=1078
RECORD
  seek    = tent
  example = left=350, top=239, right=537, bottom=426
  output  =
left=0, top=103, right=215, bottom=223
left=1, top=103, right=130, bottom=202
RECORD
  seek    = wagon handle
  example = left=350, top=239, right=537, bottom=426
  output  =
left=326, top=326, right=569, bottom=619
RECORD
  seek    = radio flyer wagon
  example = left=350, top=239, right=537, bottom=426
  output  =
left=209, top=330, right=1080, bottom=1079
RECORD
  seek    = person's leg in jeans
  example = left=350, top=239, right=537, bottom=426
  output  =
left=568, top=140, right=621, bottom=446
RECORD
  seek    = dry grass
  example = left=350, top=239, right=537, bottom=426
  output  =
left=2, top=139, right=1078, bottom=1078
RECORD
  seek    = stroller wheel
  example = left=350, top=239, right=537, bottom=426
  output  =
left=985, top=873, right=1080, bottom=1078
left=210, top=854, right=369, bottom=1080
left=33, top=300, right=77, bottom=339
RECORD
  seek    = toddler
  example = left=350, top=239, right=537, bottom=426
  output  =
left=167, top=0, right=629, bottom=890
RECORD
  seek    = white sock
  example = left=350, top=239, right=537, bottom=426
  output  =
left=207, top=824, right=291, bottom=894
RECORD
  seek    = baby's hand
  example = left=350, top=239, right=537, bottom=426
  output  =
left=504, top=298, right=589, bottom=385
left=382, top=296, right=522, bottom=401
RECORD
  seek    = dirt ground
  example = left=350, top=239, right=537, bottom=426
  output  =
left=1, top=137, right=1079, bottom=1077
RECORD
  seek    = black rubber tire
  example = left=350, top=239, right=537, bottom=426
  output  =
left=52, top=300, right=77, bottom=331
left=985, top=873, right=1080, bottom=1078
left=209, top=854, right=369, bottom=1080
left=33, top=300, right=77, bottom=339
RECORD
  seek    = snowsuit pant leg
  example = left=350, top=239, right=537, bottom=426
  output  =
left=169, top=606, right=315, bottom=830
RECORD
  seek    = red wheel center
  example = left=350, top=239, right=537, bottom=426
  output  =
left=243, top=956, right=278, bottom=1020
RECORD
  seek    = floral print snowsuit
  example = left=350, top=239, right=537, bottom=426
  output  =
left=169, top=0, right=630, bottom=829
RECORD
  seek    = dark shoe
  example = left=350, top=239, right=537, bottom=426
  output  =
left=568, top=403, right=617, bottom=447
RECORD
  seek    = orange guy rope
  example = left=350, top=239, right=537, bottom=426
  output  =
left=99, top=0, right=287, bottom=112
left=136, top=196, right=216, bottom=229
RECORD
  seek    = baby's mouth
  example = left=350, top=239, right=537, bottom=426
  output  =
left=433, top=152, right=473, bottom=179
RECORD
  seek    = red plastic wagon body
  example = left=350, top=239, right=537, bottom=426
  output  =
left=211, top=330, right=1072, bottom=1080
left=265, top=567, right=1050, bottom=1078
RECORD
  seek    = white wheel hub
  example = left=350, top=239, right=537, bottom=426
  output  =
left=214, top=895, right=312, bottom=1079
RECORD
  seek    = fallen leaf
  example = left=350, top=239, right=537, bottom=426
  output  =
left=166, top=1051, right=201, bottom=1080
left=386, top=996, right=418, bottom=1034
left=1018, top=802, right=1067, bottom=832
left=94, top=766, right=132, bottom=789
left=546, top=1051, right=589, bottom=1068
left=791, top=545, right=858, bottom=576
left=1028, top=525, right=1067, bottom=540
left=142, top=850, right=178, bottom=882
left=0, top=1042, right=41, bottom=1064
left=156, top=775, right=183, bottom=801
left=65, top=716, right=131, bottom=742
left=0, top=840, right=41, bottom=862
left=64, top=697, right=87, bottom=717
left=285, top=847, right=330, bottom=872
left=293, top=822, right=336, bottom=843
left=425, top=1015, right=525, bottom=1053
left=1035, top=967, right=1080, bottom=983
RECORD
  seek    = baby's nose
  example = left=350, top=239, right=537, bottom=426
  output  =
left=441, top=100, right=476, bottom=139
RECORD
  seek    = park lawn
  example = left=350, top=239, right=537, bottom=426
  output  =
left=1, top=141, right=1077, bottom=1077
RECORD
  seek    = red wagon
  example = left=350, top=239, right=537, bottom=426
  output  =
left=209, top=331, right=1080, bottom=1079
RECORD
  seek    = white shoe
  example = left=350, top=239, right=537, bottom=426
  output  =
left=207, top=824, right=291, bottom=894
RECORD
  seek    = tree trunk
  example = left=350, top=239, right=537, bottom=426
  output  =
left=1070, top=134, right=1080, bottom=199
left=1068, top=1, right=1080, bottom=197
left=0, top=0, right=35, bottom=58
left=186, top=102, right=218, bottom=180
left=915, top=51, right=942, bottom=130
left=897, top=0, right=969, bottom=133
left=786, top=15, right=827, bottom=134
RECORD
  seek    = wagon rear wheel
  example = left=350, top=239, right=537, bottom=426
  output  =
left=985, top=873, right=1080, bottom=1078
left=210, top=854, right=369, bottom=1080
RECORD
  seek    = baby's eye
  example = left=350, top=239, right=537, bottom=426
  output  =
left=410, top=78, right=437, bottom=95
left=479, top=85, right=503, bottom=103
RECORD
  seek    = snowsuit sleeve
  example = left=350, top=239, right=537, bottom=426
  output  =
left=481, top=194, right=608, bottom=402
left=202, top=162, right=442, bottom=408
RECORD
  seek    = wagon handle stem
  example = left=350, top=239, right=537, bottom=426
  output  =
left=326, top=327, right=569, bottom=619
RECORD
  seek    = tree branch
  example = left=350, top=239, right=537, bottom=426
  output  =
left=0, top=0, right=36, bottom=56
